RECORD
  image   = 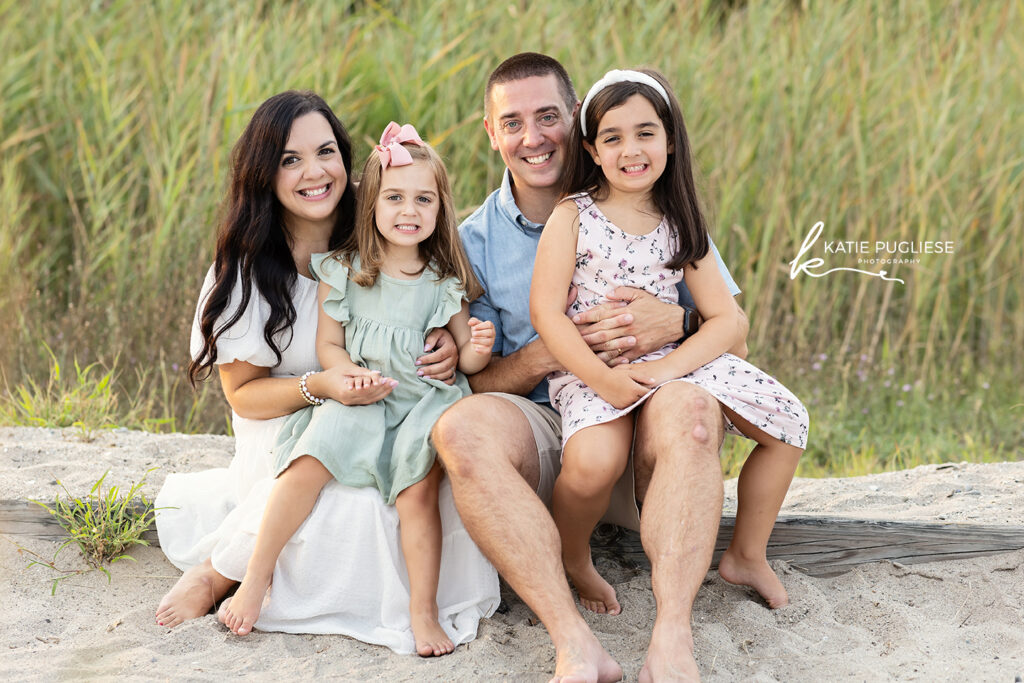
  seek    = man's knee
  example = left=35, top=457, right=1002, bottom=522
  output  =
left=638, top=383, right=725, bottom=458
left=432, top=394, right=529, bottom=478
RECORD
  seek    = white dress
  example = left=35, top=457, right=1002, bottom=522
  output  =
left=155, top=265, right=499, bottom=653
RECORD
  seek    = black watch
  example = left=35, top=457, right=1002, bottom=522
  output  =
left=676, top=306, right=700, bottom=343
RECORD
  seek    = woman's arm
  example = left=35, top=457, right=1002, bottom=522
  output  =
left=530, top=202, right=649, bottom=409
left=444, top=302, right=494, bottom=375
left=219, top=361, right=312, bottom=420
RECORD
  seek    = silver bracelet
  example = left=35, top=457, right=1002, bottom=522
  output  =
left=299, top=371, right=324, bottom=406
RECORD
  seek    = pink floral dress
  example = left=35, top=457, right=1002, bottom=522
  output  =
left=547, top=193, right=809, bottom=449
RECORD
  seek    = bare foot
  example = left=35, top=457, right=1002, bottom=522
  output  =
left=411, top=610, right=454, bottom=657
left=717, top=549, right=789, bottom=608
left=564, top=555, right=621, bottom=615
left=638, top=620, right=699, bottom=682
left=155, top=561, right=222, bottom=628
left=217, top=571, right=271, bottom=636
left=549, top=629, right=623, bottom=683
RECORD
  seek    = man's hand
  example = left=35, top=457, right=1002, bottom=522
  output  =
left=417, top=328, right=458, bottom=384
left=572, top=286, right=684, bottom=365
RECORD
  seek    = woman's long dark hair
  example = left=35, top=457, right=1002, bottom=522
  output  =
left=560, top=69, right=709, bottom=271
left=188, top=91, right=357, bottom=386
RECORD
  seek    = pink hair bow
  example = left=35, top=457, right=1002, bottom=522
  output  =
left=375, top=122, right=423, bottom=168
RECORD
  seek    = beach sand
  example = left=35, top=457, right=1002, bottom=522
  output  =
left=2, top=426, right=1022, bottom=681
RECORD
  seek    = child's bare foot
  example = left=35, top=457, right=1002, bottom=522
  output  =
left=718, top=548, right=789, bottom=608
left=410, top=610, right=454, bottom=657
left=564, top=555, right=621, bottom=615
left=217, top=571, right=272, bottom=636
left=638, top=619, right=699, bottom=682
left=155, top=561, right=220, bottom=627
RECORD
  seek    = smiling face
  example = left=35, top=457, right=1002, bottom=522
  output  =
left=583, top=93, right=673, bottom=199
left=485, top=73, right=574, bottom=193
left=374, top=159, right=440, bottom=255
left=273, top=112, right=348, bottom=231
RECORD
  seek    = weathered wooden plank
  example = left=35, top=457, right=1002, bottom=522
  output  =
left=592, top=516, right=1024, bottom=576
left=4, top=501, right=1023, bottom=576
left=0, top=501, right=159, bottom=544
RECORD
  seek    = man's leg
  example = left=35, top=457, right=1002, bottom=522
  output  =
left=632, top=383, right=724, bottom=683
left=432, top=394, right=622, bottom=683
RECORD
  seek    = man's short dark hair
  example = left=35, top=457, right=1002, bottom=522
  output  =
left=484, top=52, right=577, bottom=117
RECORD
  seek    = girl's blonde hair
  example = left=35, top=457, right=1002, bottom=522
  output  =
left=337, top=142, right=483, bottom=300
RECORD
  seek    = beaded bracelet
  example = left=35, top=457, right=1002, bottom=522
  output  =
left=299, top=371, right=325, bottom=406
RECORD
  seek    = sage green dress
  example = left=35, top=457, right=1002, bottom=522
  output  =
left=272, top=253, right=470, bottom=504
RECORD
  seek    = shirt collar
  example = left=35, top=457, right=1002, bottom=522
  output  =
left=497, top=169, right=545, bottom=234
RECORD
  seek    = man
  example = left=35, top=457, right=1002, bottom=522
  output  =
left=432, top=53, right=747, bottom=682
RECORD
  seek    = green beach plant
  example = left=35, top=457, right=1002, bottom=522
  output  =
left=27, top=470, right=159, bottom=595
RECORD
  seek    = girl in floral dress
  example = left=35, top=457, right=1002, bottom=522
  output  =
left=530, top=69, right=809, bottom=614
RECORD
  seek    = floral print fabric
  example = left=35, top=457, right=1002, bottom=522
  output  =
left=548, top=193, right=809, bottom=449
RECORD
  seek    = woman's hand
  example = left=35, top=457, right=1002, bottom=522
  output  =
left=316, top=366, right=397, bottom=406
left=417, top=328, right=459, bottom=384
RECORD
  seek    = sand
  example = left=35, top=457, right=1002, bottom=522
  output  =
left=1, top=426, right=1022, bottom=681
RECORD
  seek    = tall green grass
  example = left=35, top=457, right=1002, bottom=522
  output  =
left=1, top=0, right=1021, bottom=472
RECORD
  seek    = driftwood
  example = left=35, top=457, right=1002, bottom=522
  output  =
left=0, top=501, right=159, bottom=544
left=3, top=500, right=1023, bottom=576
left=591, top=517, right=1024, bottom=576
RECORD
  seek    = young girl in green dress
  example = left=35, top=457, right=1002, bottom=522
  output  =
left=218, top=122, right=495, bottom=657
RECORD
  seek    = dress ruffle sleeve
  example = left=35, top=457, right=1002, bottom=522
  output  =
left=424, top=274, right=468, bottom=330
left=189, top=264, right=280, bottom=368
left=309, top=252, right=351, bottom=325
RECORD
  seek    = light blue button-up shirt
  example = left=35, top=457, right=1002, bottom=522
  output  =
left=459, top=170, right=740, bottom=405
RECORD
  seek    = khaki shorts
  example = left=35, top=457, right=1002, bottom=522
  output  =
left=493, top=392, right=642, bottom=533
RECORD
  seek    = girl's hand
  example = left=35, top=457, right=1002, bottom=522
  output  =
left=468, top=317, right=495, bottom=355
left=417, top=328, right=458, bottom=385
left=626, top=358, right=681, bottom=386
left=318, top=367, right=397, bottom=406
left=594, top=365, right=653, bottom=410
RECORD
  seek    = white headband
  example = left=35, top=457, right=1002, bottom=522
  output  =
left=580, top=69, right=672, bottom=136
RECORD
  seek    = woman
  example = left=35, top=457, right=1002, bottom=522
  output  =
left=154, top=91, right=498, bottom=653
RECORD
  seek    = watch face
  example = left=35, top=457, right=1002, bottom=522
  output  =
left=683, top=307, right=700, bottom=337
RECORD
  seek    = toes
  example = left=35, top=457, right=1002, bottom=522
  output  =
left=216, top=599, right=232, bottom=625
left=237, top=618, right=255, bottom=636
left=416, top=638, right=455, bottom=657
left=161, top=612, right=184, bottom=628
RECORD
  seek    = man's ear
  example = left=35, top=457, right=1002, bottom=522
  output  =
left=484, top=116, right=500, bottom=151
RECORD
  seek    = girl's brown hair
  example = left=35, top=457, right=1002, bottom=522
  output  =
left=560, top=68, right=709, bottom=272
left=189, top=91, right=357, bottom=387
left=338, top=142, right=483, bottom=300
